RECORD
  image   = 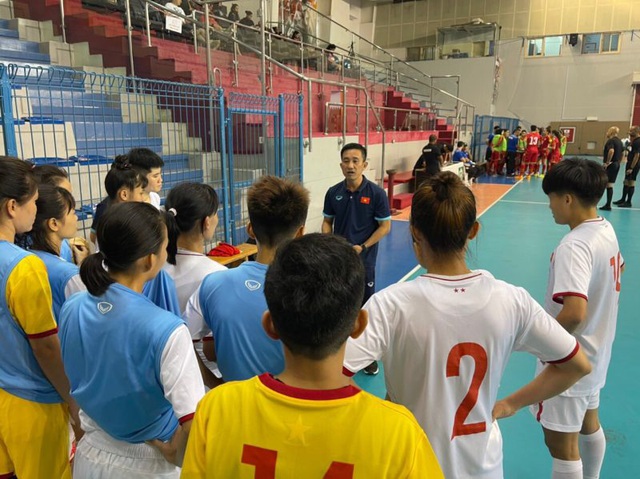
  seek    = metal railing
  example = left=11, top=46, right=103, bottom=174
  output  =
left=324, top=102, right=437, bottom=135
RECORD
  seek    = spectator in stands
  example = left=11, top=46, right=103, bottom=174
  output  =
left=291, top=30, right=302, bottom=42
left=325, top=44, right=341, bottom=72
left=239, top=10, right=255, bottom=27
left=196, top=4, right=223, bottom=49
left=227, top=3, right=240, bottom=23
left=164, top=0, right=186, bottom=24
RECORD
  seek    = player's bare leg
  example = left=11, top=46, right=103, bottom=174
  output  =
left=543, top=427, right=582, bottom=479
left=579, top=408, right=606, bottom=479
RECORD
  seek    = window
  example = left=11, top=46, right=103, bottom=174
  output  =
left=526, top=36, right=562, bottom=57
left=602, top=33, right=620, bottom=53
left=582, top=32, right=620, bottom=54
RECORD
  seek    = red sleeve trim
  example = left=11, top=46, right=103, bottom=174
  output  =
left=548, top=341, right=580, bottom=364
left=342, top=366, right=355, bottom=378
left=27, top=327, right=58, bottom=339
left=179, top=413, right=195, bottom=424
left=552, top=292, right=588, bottom=304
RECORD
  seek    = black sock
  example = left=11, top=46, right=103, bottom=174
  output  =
left=605, top=187, right=613, bottom=206
left=619, top=185, right=629, bottom=202
left=628, top=186, right=635, bottom=203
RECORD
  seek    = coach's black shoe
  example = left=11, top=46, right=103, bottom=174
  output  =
left=599, top=205, right=611, bottom=211
left=613, top=199, right=625, bottom=205
left=363, top=361, right=379, bottom=375
left=618, top=202, right=632, bottom=208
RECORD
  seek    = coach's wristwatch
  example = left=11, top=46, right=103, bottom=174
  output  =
left=360, top=243, right=368, bottom=252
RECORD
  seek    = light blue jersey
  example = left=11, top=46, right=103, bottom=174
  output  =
left=60, top=239, right=73, bottom=263
left=199, top=261, right=284, bottom=381
left=59, top=283, right=184, bottom=443
left=31, top=250, right=79, bottom=319
left=143, top=269, right=181, bottom=316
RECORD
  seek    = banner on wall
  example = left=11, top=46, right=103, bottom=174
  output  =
left=560, top=127, right=576, bottom=143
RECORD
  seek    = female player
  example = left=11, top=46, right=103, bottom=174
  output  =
left=59, top=202, right=204, bottom=478
left=343, top=171, right=591, bottom=478
left=162, top=182, right=226, bottom=312
left=0, top=157, right=79, bottom=479
left=27, top=184, right=87, bottom=318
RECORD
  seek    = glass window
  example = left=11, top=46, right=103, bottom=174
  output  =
left=602, top=33, right=620, bottom=52
left=527, top=38, right=543, bottom=57
left=582, top=33, right=601, bottom=54
left=544, top=36, right=563, bottom=56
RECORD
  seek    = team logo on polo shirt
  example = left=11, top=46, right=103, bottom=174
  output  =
left=245, top=280, right=261, bottom=291
left=360, top=197, right=371, bottom=204
left=336, top=195, right=343, bottom=201
left=97, top=302, right=113, bottom=314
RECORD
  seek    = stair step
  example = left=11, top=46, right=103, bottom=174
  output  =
left=0, top=27, right=18, bottom=38
left=0, top=49, right=50, bottom=63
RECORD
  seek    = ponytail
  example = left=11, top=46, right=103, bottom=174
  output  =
left=163, top=209, right=180, bottom=265
left=80, top=252, right=114, bottom=296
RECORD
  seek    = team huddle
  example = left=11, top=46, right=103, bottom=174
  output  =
left=0, top=143, right=623, bottom=478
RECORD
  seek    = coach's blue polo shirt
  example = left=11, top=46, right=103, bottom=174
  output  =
left=323, top=176, right=391, bottom=267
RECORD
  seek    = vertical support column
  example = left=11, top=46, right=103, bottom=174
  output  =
left=386, top=169, right=397, bottom=215
left=218, top=89, right=231, bottom=244
left=0, top=66, right=17, bottom=157
left=278, top=94, right=285, bottom=178
left=298, top=93, right=304, bottom=182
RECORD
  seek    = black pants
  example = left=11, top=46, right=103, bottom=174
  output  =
left=506, top=151, right=517, bottom=175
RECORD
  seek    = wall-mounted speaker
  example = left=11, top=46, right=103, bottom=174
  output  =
left=569, top=34, right=579, bottom=46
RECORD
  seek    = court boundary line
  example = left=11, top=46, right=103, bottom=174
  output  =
left=398, top=181, right=522, bottom=283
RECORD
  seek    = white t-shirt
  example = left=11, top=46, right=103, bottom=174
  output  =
left=541, top=217, right=622, bottom=397
left=163, top=248, right=227, bottom=314
left=149, top=192, right=162, bottom=210
left=344, top=270, right=578, bottom=479
left=164, top=2, right=186, bottom=23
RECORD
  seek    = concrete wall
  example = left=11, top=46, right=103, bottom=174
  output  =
left=404, top=31, right=639, bottom=127
left=372, top=0, right=640, bottom=49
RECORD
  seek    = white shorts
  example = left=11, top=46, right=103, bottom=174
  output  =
left=73, top=428, right=180, bottom=479
left=530, top=391, right=600, bottom=433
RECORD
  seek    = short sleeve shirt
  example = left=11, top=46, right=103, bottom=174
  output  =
left=323, top=177, right=391, bottom=267
left=90, top=198, right=110, bottom=233
left=413, top=143, right=442, bottom=175
left=603, top=137, right=623, bottom=163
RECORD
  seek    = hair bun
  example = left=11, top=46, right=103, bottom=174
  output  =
left=431, top=171, right=462, bottom=200
left=113, top=155, right=131, bottom=170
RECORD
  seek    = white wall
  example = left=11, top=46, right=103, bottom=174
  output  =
left=494, top=33, right=638, bottom=125
left=404, top=31, right=639, bottom=126
left=399, top=56, right=495, bottom=116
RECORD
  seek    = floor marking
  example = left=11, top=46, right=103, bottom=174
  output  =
left=398, top=180, right=522, bottom=283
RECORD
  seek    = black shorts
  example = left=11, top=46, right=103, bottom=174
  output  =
left=605, top=161, right=620, bottom=183
left=625, top=165, right=640, bottom=181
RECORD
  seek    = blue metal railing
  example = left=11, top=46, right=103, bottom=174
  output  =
left=0, top=63, right=303, bottom=245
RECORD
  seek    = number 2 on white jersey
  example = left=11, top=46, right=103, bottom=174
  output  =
left=446, top=342, right=488, bottom=440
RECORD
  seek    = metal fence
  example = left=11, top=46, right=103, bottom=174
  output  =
left=472, top=115, right=521, bottom=163
left=0, top=63, right=303, bottom=244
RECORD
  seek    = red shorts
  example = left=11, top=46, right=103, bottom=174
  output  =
left=491, top=151, right=503, bottom=162
left=524, top=149, right=539, bottom=164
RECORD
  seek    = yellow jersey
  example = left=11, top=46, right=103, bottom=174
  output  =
left=182, top=374, right=443, bottom=478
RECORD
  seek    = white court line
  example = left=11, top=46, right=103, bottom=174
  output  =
left=501, top=199, right=640, bottom=211
left=398, top=180, right=522, bottom=283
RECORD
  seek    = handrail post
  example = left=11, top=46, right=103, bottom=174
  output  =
left=124, top=0, right=135, bottom=78
left=204, top=6, right=212, bottom=86
left=59, top=0, right=67, bottom=43
left=386, top=169, right=397, bottom=214
left=342, top=85, right=347, bottom=143
left=145, top=2, right=151, bottom=47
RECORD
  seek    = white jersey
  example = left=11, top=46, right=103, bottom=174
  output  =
left=162, top=248, right=227, bottom=314
left=344, top=270, right=578, bottom=479
left=149, top=192, right=162, bottom=210
left=542, top=217, right=622, bottom=397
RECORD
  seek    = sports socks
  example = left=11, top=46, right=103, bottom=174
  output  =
left=552, top=458, right=583, bottom=479
left=627, top=186, right=635, bottom=203
left=617, top=185, right=628, bottom=203
left=579, top=427, right=606, bottom=479
left=605, top=187, right=613, bottom=207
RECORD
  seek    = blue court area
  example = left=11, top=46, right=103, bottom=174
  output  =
left=355, top=176, right=640, bottom=477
